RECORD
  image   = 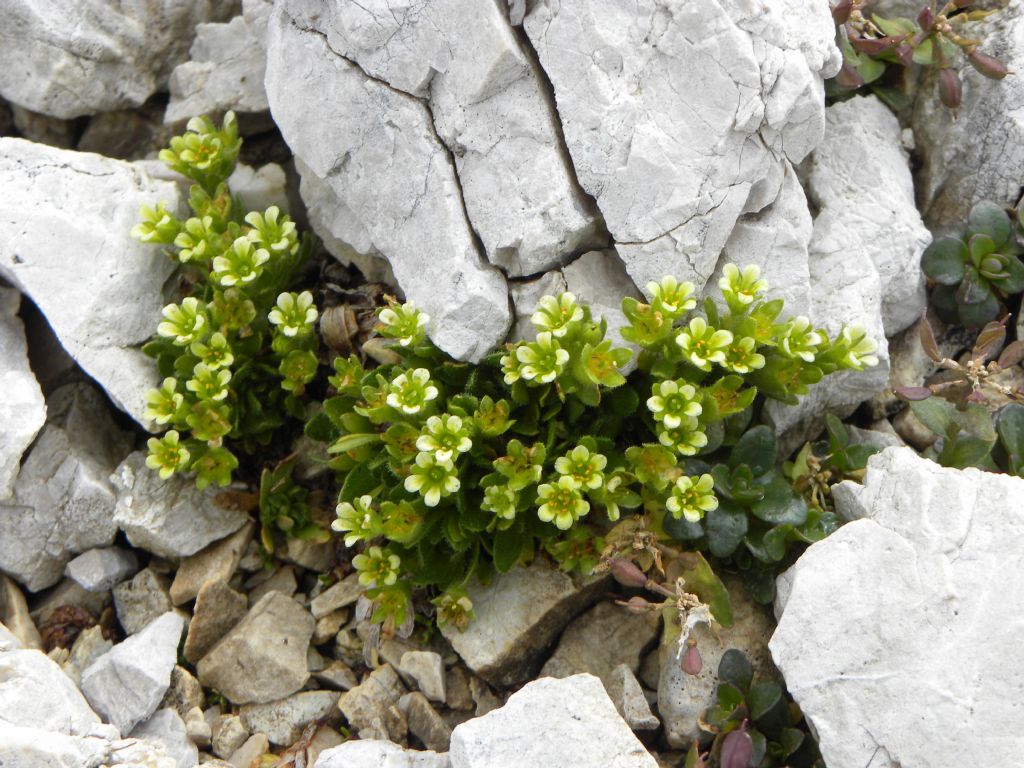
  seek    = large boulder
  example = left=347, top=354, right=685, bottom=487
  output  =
left=524, top=0, right=841, bottom=294
left=265, top=3, right=511, bottom=361
left=0, top=0, right=237, bottom=118
left=771, top=447, right=1024, bottom=768
left=0, top=384, right=131, bottom=592
left=449, top=674, right=657, bottom=768
left=0, top=138, right=182, bottom=425
left=0, top=649, right=101, bottom=735
left=913, top=2, right=1024, bottom=231
left=0, top=287, right=45, bottom=499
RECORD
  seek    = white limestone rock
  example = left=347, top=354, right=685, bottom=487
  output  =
left=439, top=564, right=608, bottom=687
left=0, top=384, right=132, bottom=592
left=398, top=651, right=447, bottom=704
left=130, top=708, right=199, bottom=768
left=605, top=664, right=660, bottom=732
left=239, top=690, right=340, bottom=746
left=0, top=138, right=182, bottom=424
left=449, top=674, right=657, bottom=768
left=196, top=591, right=314, bottom=705
left=0, top=721, right=111, bottom=768
left=0, top=287, right=45, bottom=499
left=65, top=547, right=139, bottom=593
left=80, top=612, right=186, bottom=735
left=111, top=451, right=250, bottom=559
left=265, top=4, right=510, bottom=361
left=0, top=571, right=41, bottom=650
left=771, top=447, right=1024, bottom=768
left=913, top=2, right=1024, bottom=230
left=705, top=164, right=813, bottom=320
left=282, top=0, right=602, bottom=278
left=314, top=740, right=450, bottom=768
left=524, top=0, right=841, bottom=294
left=165, top=1, right=273, bottom=124
left=806, top=96, right=929, bottom=337
left=0, top=0, right=236, bottom=119
left=0, top=649, right=101, bottom=735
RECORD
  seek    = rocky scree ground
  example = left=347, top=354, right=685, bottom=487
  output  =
left=0, top=0, right=1023, bottom=767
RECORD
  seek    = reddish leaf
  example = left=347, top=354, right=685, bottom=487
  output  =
left=972, top=320, right=1006, bottom=363
left=721, top=721, right=754, bottom=768
left=998, top=340, right=1024, bottom=368
left=919, top=315, right=942, bottom=362
left=895, top=386, right=934, bottom=401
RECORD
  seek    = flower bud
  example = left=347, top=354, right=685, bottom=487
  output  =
left=609, top=558, right=649, bottom=589
left=832, top=0, right=853, bottom=24
left=681, top=642, right=702, bottom=676
left=917, top=6, right=934, bottom=30
left=939, top=68, right=962, bottom=109
left=721, top=721, right=754, bottom=768
left=620, top=595, right=653, bottom=614
left=968, top=50, right=1009, bottom=80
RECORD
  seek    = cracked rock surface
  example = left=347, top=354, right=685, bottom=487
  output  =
left=0, top=287, right=45, bottom=499
left=0, top=0, right=237, bottom=119
left=265, top=3, right=511, bottom=361
left=524, top=0, right=840, bottom=294
left=771, top=447, right=1024, bottom=768
left=913, top=1, right=1024, bottom=231
left=0, top=138, right=182, bottom=425
left=165, top=0, right=273, bottom=124
left=0, top=384, right=131, bottom=592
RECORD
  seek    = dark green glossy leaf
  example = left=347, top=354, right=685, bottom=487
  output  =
left=493, top=526, right=523, bottom=572
left=909, top=397, right=954, bottom=438
left=729, top=426, right=777, bottom=477
left=339, top=462, right=379, bottom=504
left=718, top=649, right=753, bottom=693
left=750, top=474, right=808, bottom=526
left=705, top=500, right=749, bottom=558
left=717, top=682, right=745, bottom=713
left=992, top=253, right=1024, bottom=294
left=957, top=289, right=1000, bottom=328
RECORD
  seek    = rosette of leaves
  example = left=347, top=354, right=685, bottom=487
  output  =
left=686, top=649, right=824, bottom=768
left=134, top=112, right=318, bottom=492
left=314, top=267, right=877, bottom=631
left=922, top=201, right=1024, bottom=327
left=830, top=0, right=1008, bottom=110
left=785, top=414, right=880, bottom=512
left=660, top=427, right=840, bottom=605
left=896, top=318, right=1024, bottom=472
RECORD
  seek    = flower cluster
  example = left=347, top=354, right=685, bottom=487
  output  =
left=305, top=263, right=878, bottom=633
left=136, top=112, right=316, bottom=492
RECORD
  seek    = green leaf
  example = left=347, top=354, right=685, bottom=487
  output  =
left=716, top=682, right=745, bottom=713
left=992, top=253, right=1024, bottom=294
left=998, top=403, right=1024, bottom=474
left=662, top=511, right=705, bottom=542
left=967, top=200, right=1012, bottom=247
left=705, top=500, right=749, bottom=558
left=957, top=289, right=1000, bottom=328
left=304, top=410, right=337, bottom=443
left=339, top=462, right=379, bottom=504
left=718, top=649, right=753, bottom=693
left=493, top=526, right=523, bottom=573
left=729, top=425, right=777, bottom=477
left=911, top=37, right=934, bottom=65
left=777, top=727, right=805, bottom=758
left=921, top=237, right=967, bottom=285
left=323, top=396, right=355, bottom=427
left=747, top=681, right=783, bottom=721
left=742, top=566, right=776, bottom=605
left=328, top=432, right=382, bottom=454
left=909, top=397, right=955, bottom=438
left=762, top=524, right=794, bottom=562
left=750, top=474, right=808, bottom=526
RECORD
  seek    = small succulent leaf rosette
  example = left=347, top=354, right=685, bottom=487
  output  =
left=923, top=201, right=1024, bottom=327
left=315, top=264, right=878, bottom=629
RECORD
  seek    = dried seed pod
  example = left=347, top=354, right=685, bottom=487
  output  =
left=609, top=558, right=648, bottom=588
left=362, top=337, right=402, bottom=366
left=320, top=304, right=361, bottom=355
left=968, top=50, right=1009, bottom=80
left=681, top=641, right=702, bottom=676
left=720, top=722, right=754, bottom=768
left=939, top=68, right=962, bottom=109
